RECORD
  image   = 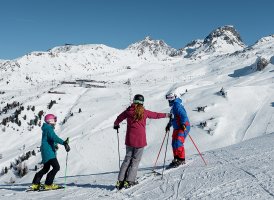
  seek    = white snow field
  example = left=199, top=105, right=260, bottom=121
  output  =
left=0, top=27, right=274, bottom=199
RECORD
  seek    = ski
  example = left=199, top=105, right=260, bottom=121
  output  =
left=26, top=185, right=65, bottom=192
left=25, top=184, right=44, bottom=192
left=38, top=186, right=65, bottom=192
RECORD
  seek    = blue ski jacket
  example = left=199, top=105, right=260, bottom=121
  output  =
left=170, top=98, right=190, bottom=130
left=40, top=123, right=64, bottom=163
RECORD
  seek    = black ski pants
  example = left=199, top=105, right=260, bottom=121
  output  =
left=32, top=158, right=60, bottom=185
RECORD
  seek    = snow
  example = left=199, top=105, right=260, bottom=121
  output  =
left=1, top=134, right=274, bottom=199
left=0, top=30, right=274, bottom=199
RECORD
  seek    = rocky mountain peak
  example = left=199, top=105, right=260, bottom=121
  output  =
left=204, top=25, right=245, bottom=47
left=127, top=36, right=177, bottom=57
left=181, top=25, right=246, bottom=59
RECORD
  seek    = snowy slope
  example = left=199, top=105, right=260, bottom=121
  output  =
left=0, top=27, right=274, bottom=199
left=1, top=132, right=274, bottom=199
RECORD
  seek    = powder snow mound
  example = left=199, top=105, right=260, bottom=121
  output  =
left=184, top=25, right=246, bottom=59
left=126, top=36, right=178, bottom=58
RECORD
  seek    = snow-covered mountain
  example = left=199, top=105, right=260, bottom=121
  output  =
left=0, top=44, right=137, bottom=89
left=182, top=25, right=246, bottom=59
left=0, top=38, right=180, bottom=89
left=0, top=25, right=274, bottom=199
left=177, top=39, right=204, bottom=57
left=251, top=35, right=274, bottom=58
left=127, top=36, right=178, bottom=58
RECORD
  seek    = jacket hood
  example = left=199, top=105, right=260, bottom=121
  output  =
left=42, top=122, right=54, bottom=131
left=174, top=98, right=183, bottom=105
left=174, top=98, right=183, bottom=104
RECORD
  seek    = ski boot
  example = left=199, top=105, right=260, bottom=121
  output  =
left=115, top=180, right=124, bottom=190
left=44, top=184, right=62, bottom=190
left=167, top=158, right=185, bottom=169
left=29, top=183, right=40, bottom=191
left=123, top=181, right=138, bottom=189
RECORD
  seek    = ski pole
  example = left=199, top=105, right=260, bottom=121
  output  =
left=64, top=152, right=69, bottom=190
left=188, top=134, right=207, bottom=166
left=116, top=129, right=121, bottom=169
left=153, top=130, right=168, bottom=172
left=161, top=130, right=170, bottom=179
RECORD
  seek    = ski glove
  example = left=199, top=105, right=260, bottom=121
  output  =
left=180, top=124, right=186, bottom=131
left=165, top=122, right=171, bottom=132
left=63, top=138, right=70, bottom=152
left=113, top=125, right=120, bottom=130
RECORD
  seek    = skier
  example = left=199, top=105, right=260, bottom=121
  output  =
left=113, top=94, right=170, bottom=190
left=30, top=114, right=70, bottom=191
left=165, top=93, right=190, bottom=168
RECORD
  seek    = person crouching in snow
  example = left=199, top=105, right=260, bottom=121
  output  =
left=30, top=114, right=70, bottom=191
left=165, top=93, right=190, bottom=168
left=113, top=94, right=170, bottom=190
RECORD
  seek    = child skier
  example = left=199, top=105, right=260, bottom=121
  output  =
left=113, top=94, right=170, bottom=190
left=165, top=93, right=190, bottom=168
left=30, top=114, right=70, bottom=191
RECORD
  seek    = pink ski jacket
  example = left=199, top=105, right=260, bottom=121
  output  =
left=114, top=104, right=167, bottom=148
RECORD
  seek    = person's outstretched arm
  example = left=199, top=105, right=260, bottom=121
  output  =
left=146, top=110, right=170, bottom=119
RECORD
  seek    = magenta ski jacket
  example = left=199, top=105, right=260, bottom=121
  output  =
left=114, top=104, right=167, bottom=148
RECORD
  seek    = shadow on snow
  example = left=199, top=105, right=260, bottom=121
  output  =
left=228, top=65, right=255, bottom=78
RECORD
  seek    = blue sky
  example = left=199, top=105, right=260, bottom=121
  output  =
left=1, top=0, right=274, bottom=59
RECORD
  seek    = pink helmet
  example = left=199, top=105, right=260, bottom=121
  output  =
left=44, top=114, right=57, bottom=124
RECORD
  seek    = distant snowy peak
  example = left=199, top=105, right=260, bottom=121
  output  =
left=177, top=39, right=204, bottom=57
left=253, top=35, right=274, bottom=47
left=0, top=60, right=5, bottom=66
left=49, top=44, right=117, bottom=54
left=204, top=25, right=245, bottom=48
left=127, top=36, right=177, bottom=57
left=184, top=25, right=246, bottom=59
left=249, top=35, right=274, bottom=60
